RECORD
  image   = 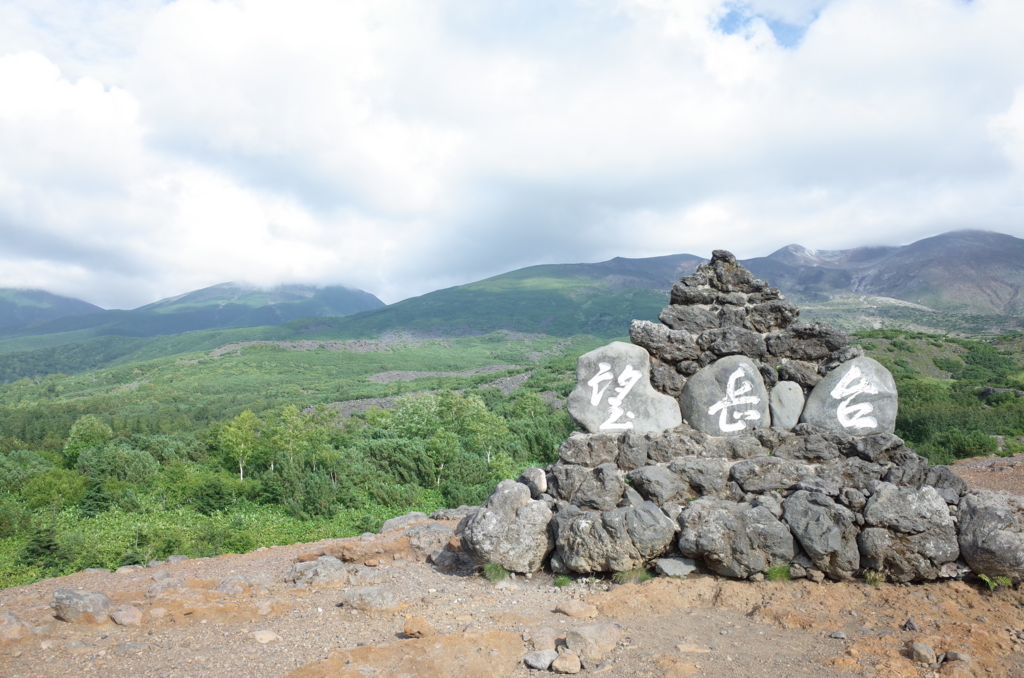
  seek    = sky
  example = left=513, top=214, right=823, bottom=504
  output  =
left=1, top=0, right=1024, bottom=309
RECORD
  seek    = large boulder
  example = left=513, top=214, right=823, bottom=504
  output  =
left=858, top=483, right=959, bottom=582
left=557, top=431, right=622, bottom=467
left=782, top=491, right=860, bottom=580
left=730, top=456, right=813, bottom=493
left=678, top=355, right=770, bottom=436
left=50, top=590, right=113, bottom=624
left=553, top=502, right=676, bottom=573
left=626, top=466, right=687, bottom=505
left=667, top=457, right=731, bottom=499
left=677, top=498, right=795, bottom=578
left=567, top=342, right=682, bottom=435
left=460, top=480, right=553, bottom=573
left=629, top=320, right=700, bottom=364
left=801, top=357, right=897, bottom=435
left=958, top=490, right=1024, bottom=581
left=766, top=322, right=849, bottom=362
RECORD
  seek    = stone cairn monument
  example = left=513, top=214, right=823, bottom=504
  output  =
left=461, top=251, right=1024, bottom=584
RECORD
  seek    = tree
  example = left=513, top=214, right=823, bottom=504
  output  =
left=220, top=410, right=261, bottom=481
left=63, top=415, right=113, bottom=467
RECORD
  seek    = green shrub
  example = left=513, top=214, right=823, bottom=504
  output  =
left=978, top=574, right=1013, bottom=590
left=0, top=497, right=33, bottom=538
left=612, top=567, right=652, bottom=585
left=194, top=520, right=256, bottom=557
left=0, top=450, right=53, bottom=494
left=21, top=468, right=87, bottom=510
left=77, top=441, right=159, bottom=486
left=63, top=415, right=113, bottom=467
left=18, top=525, right=64, bottom=570
left=300, top=473, right=337, bottom=517
left=765, top=565, right=791, bottom=582
left=553, top=574, right=572, bottom=587
left=483, top=562, right=510, bottom=583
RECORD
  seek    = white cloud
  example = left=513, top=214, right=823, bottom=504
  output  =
left=0, top=0, right=1023, bottom=309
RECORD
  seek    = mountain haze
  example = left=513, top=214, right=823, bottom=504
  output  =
left=0, top=289, right=104, bottom=327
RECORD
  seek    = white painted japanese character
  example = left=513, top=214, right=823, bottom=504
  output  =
left=830, top=364, right=878, bottom=429
left=707, top=367, right=762, bottom=433
left=588, top=363, right=641, bottom=430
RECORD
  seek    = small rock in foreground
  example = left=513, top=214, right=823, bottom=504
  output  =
left=249, top=630, right=282, bottom=643
left=551, top=649, right=582, bottom=674
left=554, top=600, right=598, bottom=618
left=110, top=605, right=143, bottom=626
left=50, top=590, right=113, bottom=625
left=523, top=648, right=559, bottom=670
left=404, top=616, right=435, bottom=638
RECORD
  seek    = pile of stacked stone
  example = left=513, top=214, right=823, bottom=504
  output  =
left=461, top=251, right=1024, bottom=584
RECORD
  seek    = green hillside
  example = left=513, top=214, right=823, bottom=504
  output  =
left=0, top=289, right=103, bottom=328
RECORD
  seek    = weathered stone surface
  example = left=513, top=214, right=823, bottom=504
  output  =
left=550, top=464, right=591, bottom=503
left=655, top=557, right=697, bottom=577
left=702, top=435, right=768, bottom=460
left=923, top=465, right=969, bottom=497
left=405, top=522, right=454, bottom=558
left=668, top=457, right=731, bottom=498
left=568, top=342, right=682, bottom=435
left=838, top=487, right=867, bottom=511
left=558, top=432, right=621, bottom=468
left=645, top=426, right=706, bottom=462
left=50, top=590, right=112, bottom=624
left=801, top=357, right=897, bottom=435
left=769, top=381, right=804, bottom=430
left=524, top=649, right=559, bottom=670
left=730, top=457, right=812, bottom=493
left=908, top=642, right=936, bottom=665
left=215, top=576, right=248, bottom=594
left=626, top=466, right=687, bottom=505
left=564, top=623, right=622, bottom=665
left=430, top=505, right=478, bottom=521
left=659, top=305, right=720, bottom=334
left=551, top=649, right=582, bottom=674
left=519, top=467, right=547, bottom=498
left=461, top=480, right=554, bottom=573
left=883, top=449, right=929, bottom=487
left=706, top=250, right=758, bottom=292
left=110, top=605, right=143, bottom=626
left=958, top=490, right=1024, bottom=581
left=782, top=491, right=860, bottom=580
left=718, top=304, right=746, bottom=328
left=678, top=355, right=769, bottom=436
left=288, top=556, right=352, bottom=586
left=629, top=320, right=700, bottom=364
left=429, top=548, right=479, bottom=575
left=744, top=301, right=800, bottom=333
left=554, top=502, right=676, bottom=573
left=851, top=433, right=905, bottom=463
left=766, top=322, right=849, bottom=361
left=777, top=361, right=821, bottom=390
left=697, top=327, right=767, bottom=360
left=567, top=463, right=625, bottom=511
left=817, top=457, right=886, bottom=489
left=859, top=484, right=959, bottom=582
left=677, top=498, right=795, bottom=579
left=530, top=627, right=559, bottom=651
left=772, top=431, right=840, bottom=462
left=380, top=512, right=430, bottom=533
left=819, top=345, right=865, bottom=375
left=650, top=358, right=688, bottom=398
left=0, top=613, right=31, bottom=643
left=670, top=284, right=716, bottom=306
left=339, top=586, right=403, bottom=611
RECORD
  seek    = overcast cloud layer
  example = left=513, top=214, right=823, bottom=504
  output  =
left=1, top=0, right=1023, bottom=308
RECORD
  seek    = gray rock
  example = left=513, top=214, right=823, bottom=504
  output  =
left=766, top=322, right=850, bottom=361
left=744, top=301, right=800, bottom=333
left=620, top=485, right=646, bottom=507
left=109, top=605, right=143, bottom=626
left=659, top=305, right=720, bottom=333
left=616, top=431, right=651, bottom=470
left=730, top=457, right=813, bottom=493
left=165, top=555, right=189, bottom=564
left=718, top=304, right=747, bottom=328
left=677, top=498, right=795, bottom=578
left=908, top=642, right=936, bottom=664
left=697, top=327, right=767, bottom=360
left=629, top=319, right=700, bottom=364
left=851, top=433, right=905, bottom=463
left=523, top=649, right=559, bottom=670
left=568, top=463, right=625, bottom=511
left=783, top=491, right=860, bottom=580
left=958, top=490, right=1024, bottom=581
left=554, top=502, right=676, bottom=573
left=801, top=357, right=897, bottom=435
left=859, top=484, right=959, bottom=582
left=461, top=480, right=554, bottom=573
left=679, top=355, right=770, bottom=436
left=558, top=431, right=622, bottom=468
left=819, top=345, right=865, bottom=375
left=923, top=465, right=968, bottom=497
left=883, top=450, right=929, bottom=487
left=670, top=284, right=717, bottom=306
left=288, top=556, right=352, bottom=586
left=777, top=361, right=822, bottom=390
left=380, top=512, right=429, bottom=533
left=429, top=505, right=478, bottom=521
left=550, top=464, right=591, bottom=503
left=750, top=491, right=785, bottom=519
left=794, top=475, right=840, bottom=496
left=706, top=250, right=759, bottom=292
left=50, top=590, right=112, bottom=624
left=627, top=466, right=687, bottom=505
left=568, top=342, right=682, bottom=435
left=702, top=434, right=769, bottom=460
left=769, top=382, right=804, bottom=430
left=519, top=467, right=547, bottom=498
left=405, top=522, right=454, bottom=558
left=428, top=549, right=479, bottom=575
left=655, top=557, right=697, bottom=577
left=644, top=425, right=707, bottom=462
left=668, top=457, right=731, bottom=498
left=650, top=358, right=688, bottom=397
left=0, top=613, right=31, bottom=642
left=838, top=487, right=867, bottom=510
left=773, top=432, right=841, bottom=462
left=564, top=623, right=622, bottom=665
left=339, top=586, right=403, bottom=612
left=216, top=576, right=248, bottom=594
left=818, top=457, right=886, bottom=489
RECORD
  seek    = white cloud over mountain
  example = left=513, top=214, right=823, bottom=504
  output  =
left=0, top=0, right=1023, bottom=308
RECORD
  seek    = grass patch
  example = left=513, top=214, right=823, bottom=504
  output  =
left=978, top=574, right=1013, bottom=591
left=611, top=567, right=652, bottom=585
left=483, top=562, right=510, bottom=583
left=863, top=570, right=885, bottom=587
left=553, top=574, right=572, bottom=587
left=765, top=565, right=791, bottom=582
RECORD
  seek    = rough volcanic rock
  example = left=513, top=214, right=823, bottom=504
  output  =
left=659, top=305, right=720, bottom=333
left=730, top=457, right=813, bottom=493
left=769, top=381, right=804, bottom=430
left=783, top=491, right=860, bottom=580
left=558, top=432, right=622, bottom=468
left=566, top=463, right=626, bottom=511
left=678, top=355, right=770, bottom=436
left=771, top=430, right=841, bottom=462
left=801, top=357, right=898, bottom=435
left=629, top=320, right=700, bottom=364
left=518, top=467, right=547, bottom=498
left=858, top=483, right=959, bottom=582
left=766, top=322, right=850, bottom=362
left=777, top=361, right=822, bottom=391
left=644, top=426, right=707, bottom=462
left=667, top=457, right=731, bottom=499
left=288, top=556, right=353, bottom=586
left=697, top=327, right=767, bottom=361
left=958, top=490, right=1024, bottom=581
left=649, top=358, right=688, bottom=397
left=553, top=502, right=676, bottom=573
left=567, top=342, right=682, bottom=435
left=743, top=300, right=800, bottom=333
left=461, top=480, right=553, bottom=573
left=50, top=590, right=112, bottom=624
left=626, top=466, right=687, bottom=506
left=677, top=498, right=795, bottom=579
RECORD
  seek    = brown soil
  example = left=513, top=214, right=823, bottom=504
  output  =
left=1, top=459, right=1022, bottom=678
